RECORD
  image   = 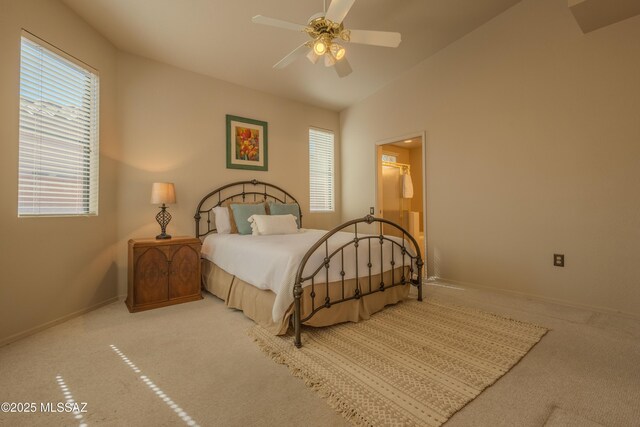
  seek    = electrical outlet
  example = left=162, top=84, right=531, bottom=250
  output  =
left=370, top=207, right=375, bottom=215
left=554, top=254, right=565, bottom=267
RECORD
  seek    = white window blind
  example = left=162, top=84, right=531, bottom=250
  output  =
left=18, top=33, right=99, bottom=216
left=309, top=128, right=334, bottom=212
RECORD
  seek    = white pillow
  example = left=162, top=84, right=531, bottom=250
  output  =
left=248, top=214, right=299, bottom=236
left=213, top=206, right=231, bottom=234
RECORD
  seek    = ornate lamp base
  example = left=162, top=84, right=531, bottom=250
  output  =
left=155, top=204, right=172, bottom=240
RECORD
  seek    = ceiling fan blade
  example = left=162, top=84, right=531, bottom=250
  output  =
left=252, top=15, right=307, bottom=32
left=334, top=58, right=352, bottom=78
left=325, top=0, right=356, bottom=24
left=348, top=29, right=401, bottom=48
left=273, top=43, right=309, bottom=69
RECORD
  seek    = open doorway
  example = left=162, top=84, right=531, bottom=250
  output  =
left=375, top=134, right=426, bottom=264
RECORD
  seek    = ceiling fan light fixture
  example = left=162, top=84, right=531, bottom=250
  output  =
left=330, top=43, right=346, bottom=61
left=252, top=0, right=402, bottom=77
left=313, top=38, right=328, bottom=55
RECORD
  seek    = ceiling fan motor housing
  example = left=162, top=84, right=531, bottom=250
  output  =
left=306, top=15, right=349, bottom=42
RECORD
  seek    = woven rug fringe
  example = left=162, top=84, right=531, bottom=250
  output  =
left=248, top=330, right=374, bottom=425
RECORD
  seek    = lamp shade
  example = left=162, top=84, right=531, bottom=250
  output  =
left=150, top=182, right=176, bottom=205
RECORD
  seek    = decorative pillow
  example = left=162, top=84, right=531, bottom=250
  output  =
left=269, top=202, right=301, bottom=228
left=230, top=203, right=266, bottom=235
left=212, top=206, right=231, bottom=234
left=248, top=214, right=299, bottom=236
left=222, top=200, right=269, bottom=233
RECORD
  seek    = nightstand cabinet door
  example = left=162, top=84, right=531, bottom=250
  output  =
left=126, top=237, right=202, bottom=313
left=135, top=247, right=169, bottom=305
left=169, top=245, right=200, bottom=299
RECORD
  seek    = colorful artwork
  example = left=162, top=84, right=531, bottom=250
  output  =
left=226, top=115, right=268, bottom=171
left=235, top=126, right=260, bottom=161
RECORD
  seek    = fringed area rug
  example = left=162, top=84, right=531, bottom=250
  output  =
left=249, top=299, right=548, bottom=427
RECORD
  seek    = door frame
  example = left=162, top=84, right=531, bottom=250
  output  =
left=374, top=131, right=428, bottom=278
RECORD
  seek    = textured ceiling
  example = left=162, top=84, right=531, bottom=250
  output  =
left=62, top=0, right=521, bottom=111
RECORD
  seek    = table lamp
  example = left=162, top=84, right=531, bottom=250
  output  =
left=151, top=182, right=176, bottom=240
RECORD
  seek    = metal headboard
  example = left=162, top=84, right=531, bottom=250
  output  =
left=194, top=179, right=302, bottom=239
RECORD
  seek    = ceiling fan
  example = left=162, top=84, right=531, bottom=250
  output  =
left=252, top=0, right=402, bottom=78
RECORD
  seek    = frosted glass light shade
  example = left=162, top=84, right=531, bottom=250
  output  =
left=307, top=49, right=320, bottom=64
left=324, top=53, right=336, bottom=67
left=330, top=43, right=346, bottom=60
left=151, top=182, right=176, bottom=204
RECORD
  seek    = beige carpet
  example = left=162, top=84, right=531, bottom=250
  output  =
left=249, top=299, right=548, bottom=427
left=2, top=285, right=639, bottom=426
left=544, top=407, right=603, bottom=427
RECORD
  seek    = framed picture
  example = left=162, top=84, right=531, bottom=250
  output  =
left=226, top=115, right=268, bottom=171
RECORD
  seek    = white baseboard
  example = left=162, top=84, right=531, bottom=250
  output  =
left=435, top=277, right=640, bottom=320
left=0, top=296, right=120, bottom=348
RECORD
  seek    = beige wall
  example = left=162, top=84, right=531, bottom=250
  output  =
left=341, top=0, right=640, bottom=316
left=0, top=0, right=120, bottom=343
left=115, top=52, right=341, bottom=295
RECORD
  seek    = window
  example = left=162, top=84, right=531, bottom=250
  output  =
left=309, top=127, right=334, bottom=212
left=18, top=33, right=99, bottom=216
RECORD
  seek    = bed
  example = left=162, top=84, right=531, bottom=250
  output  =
left=195, top=179, right=423, bottom=347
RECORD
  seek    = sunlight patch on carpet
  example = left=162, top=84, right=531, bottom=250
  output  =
left=109, top=344, right=200, bottom=427
left=249, top=299, right=548, bottom=426
left=55, top=375, right=87, bottom=427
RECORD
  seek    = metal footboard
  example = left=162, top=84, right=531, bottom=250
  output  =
left=293, top=215, right=423, bottom=348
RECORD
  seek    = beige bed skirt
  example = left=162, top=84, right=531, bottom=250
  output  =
left=202, top=259, right=410, bottom=335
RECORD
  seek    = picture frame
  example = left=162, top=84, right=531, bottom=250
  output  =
left=226, top=114, right=268, bottom=171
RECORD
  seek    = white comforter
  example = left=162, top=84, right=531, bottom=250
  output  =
left=201, top=229, right=414, bottom=321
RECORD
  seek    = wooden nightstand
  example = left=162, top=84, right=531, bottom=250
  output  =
left=126, top=236, right=202, bottom=313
